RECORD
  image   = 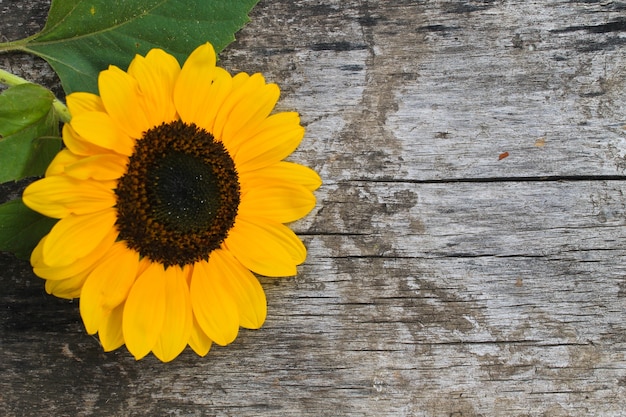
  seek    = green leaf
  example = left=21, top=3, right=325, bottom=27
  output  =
left=17, top=0, right=259, bottom=94
left=0, top=84, right=54, bottom=135
left=22, top=136, right=64, bottom=178
left=0, top=83, right=62, bottom=183
left=0, top=199, right=57, bottom=260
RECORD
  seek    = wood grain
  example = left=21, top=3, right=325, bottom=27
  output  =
left=2, top=0, right=626, bottom=416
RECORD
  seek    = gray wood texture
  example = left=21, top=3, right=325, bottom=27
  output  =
left=2, top=0, right=626, bottom=416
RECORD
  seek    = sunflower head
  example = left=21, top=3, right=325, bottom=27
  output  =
left=22, top=43, right=321, bottom=362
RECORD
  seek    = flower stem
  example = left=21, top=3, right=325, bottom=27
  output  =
left=53, top=99, right=71, bottom=123
left=0, top=38, right=29, bottom=53
left=0, top=67, right=30, bottom=86
left=0, top=67, right=71, bottom=123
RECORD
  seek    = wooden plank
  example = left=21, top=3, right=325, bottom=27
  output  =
left=225, top=0, right=626, bottom=181
left=2, top=0, right=626, bottom=416
left=3, top=177, right=626, bottom=415
left=303, top=179, right=626, bottom=257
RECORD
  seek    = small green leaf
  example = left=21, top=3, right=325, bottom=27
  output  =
left=0, top=84, right=62, bottom=183
left=0, top=199, right=57, bottom=260
left=18, top=0, right=259, bottom=94
left=0, top=83, right=54, bottom=135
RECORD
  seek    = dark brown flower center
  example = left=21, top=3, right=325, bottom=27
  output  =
left=115, top=120, right=240, bottom=267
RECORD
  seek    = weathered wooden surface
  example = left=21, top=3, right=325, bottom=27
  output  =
left=2, top=0, right=626, bottom=416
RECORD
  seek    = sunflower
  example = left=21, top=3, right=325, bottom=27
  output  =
left=22, top=43, right=320, bottom=362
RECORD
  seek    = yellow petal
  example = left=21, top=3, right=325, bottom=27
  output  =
left=42, top=209, right=117, bottom=267
left=211, top=250, right=266, bottom=329
left=188, top=316, right=212, bottom=357
left=23, top=176, right=116, bottom=219
left=240, top=176, right=316, bottom=223
left=231, top=71, right=250, bottom=89
left=80, top=242, right=139, bottom=334
left=44, top=270, right=90, bottom=299
left=234, top=112, right=305, bottom=172
left=152, top=266, right=192, bottom=362
left=249, top=161, right=322, bottom=192
left=224, top=217, right=306, bottom=277
left=44, top=149, right=82, bottom=176
left=188, top=67, right=233, bottom=135
left=32, top=228, right=117, bottom=280
left=220, top=77, right=280, bottom=154
left=122, top=262, right=167, bottom=360
left=174, top=43, right=230, bottom=132
left=127, top=48, right=181, bottom=127
left=80, top=262, right=109, bottom=335
left=135, top=257, right=153, bottom=278
left=211, top=73, right=266, bottom=151
left=99, top=302, right=125, bottom=352
left=66, top=92, right=105, bottom=116
left=99, top=244, right=140, bottom=310
left=30, top=234, right=48, bottom=271
left=64, top=154, right=128, bottom=181
left=98, top=65, right=151, bottom=138
left=71, top=112, right=135, bottom=156
left=190, top=259, right=239, bottom=346
left=62, top=124, right=112, bottom=156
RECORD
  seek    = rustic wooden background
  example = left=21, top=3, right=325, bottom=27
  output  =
left=2, top=0, right=626, bottom=416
